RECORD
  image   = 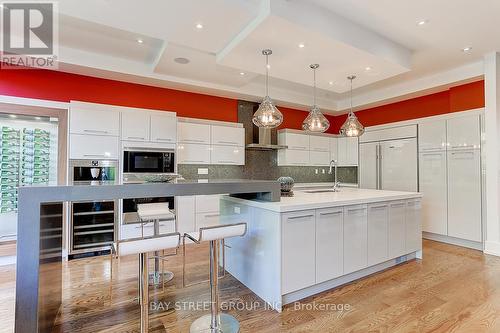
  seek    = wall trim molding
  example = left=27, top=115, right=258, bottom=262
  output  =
left=0, top=94, right=69, bottom=110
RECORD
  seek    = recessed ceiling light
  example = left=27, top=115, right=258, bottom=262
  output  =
left=328, top=81, right=334, bottom=85
left=266, top=64, right=271, bottom=69
left=365, top=66, right=372, bottom=71
left=417, top=19, right=429, bottom=26
left=174, top=57, right=190, bottom=64
left=298, top=43, right=305, bottom=48
left=462, top=46, right=472, bottom=52
left=9, top=114, right=17, bottom=118
left=196, top=23, right=203, bottom=29
left=136, top=38, right=144, bottom=44
left=239, top=72, right=246, bottom=76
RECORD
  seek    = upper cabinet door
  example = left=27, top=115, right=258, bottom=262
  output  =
left=70, top=102, right=120, bottom=136
left=338, top=137, right=359, bottom=166
left=178, top=122, right=211, bottom=144
left=309, top=135, right=330, bottom=152
left=151, top=113, right=177, bottom=143
left=278, top=132, right=310, bottom=150
left=447, top=115, right=480, bottom=150
left=121, top=111, right=150, bottom=141
left=330, top=137, right=338, bottom=160
left=418, top=120, right=447, bottom=152
left=211, top=125, right=244, bottom=146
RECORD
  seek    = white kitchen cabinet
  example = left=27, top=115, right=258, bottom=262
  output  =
left=177, top=143, right=210, bottom=164
left=211, top=145, right=245, bottom=165
left=388, top=201, right=406, bottom=258
left=380, top=139, right=418, bottom=192
left=406, top=199, right=422, bottom=253
left=120, top=220, right=174, bottom=240
left=151, top=113, right=177, bottom=144
left=69, top=102, right=120, bottom=137
left=195, top=212, right=221, bottom=230
left=419, top=151, right=447, bottom=235
left=69, top=134, right=119, bottom=160
left=282, top=210, right=316, bottom=293
left=316, top=208, right=343, bottom=283
left=309, top=135, right=330, bottom=152
left=176, top=196, right=195, bottom=233
left=278, top=131, right=310, bottom=150
left=447, top=150, right=482, bottom=242
left=277, top=149, right=310, bottom=166
left=447, top=115, right=481, bottom=150
left=211, top=125, right=244, bottom=146
left=418, top=120, right=447, bottom=152
left=338, top=137, right=358, bottom=166
left=367, top=203, right=389, bottom=266
left=309, top=151, right=330, bottom=166
left=121, top=111, right=150, bottom=141
left=330, top=137, right=338, bottom=161
left=178, top=122, right=211, bottom=144
left=343, top=204, right=368, bottom=274
left=359, top=142, right=378, bottom=190
left=195, top=195, right=221, bottom=213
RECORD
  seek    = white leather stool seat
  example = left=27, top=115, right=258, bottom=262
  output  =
left=137, top=203, right=174, bottom=221
left=119, top=233, right=180, bottom=256
left=187, top=223, right=247, bottom=243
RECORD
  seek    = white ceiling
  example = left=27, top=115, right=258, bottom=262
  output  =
left=4, top=0, right=496, bottom=113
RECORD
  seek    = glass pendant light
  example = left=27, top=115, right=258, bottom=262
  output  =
left=252, top=49, right=284, bottom=128
left=302, top=64, right=330, bottom=132
left=340, top=75, right=365, bottom=137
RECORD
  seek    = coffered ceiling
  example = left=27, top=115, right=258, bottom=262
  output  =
left=2, top=0, right=497, bottom=113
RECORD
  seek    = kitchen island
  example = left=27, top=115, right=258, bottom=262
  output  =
left=220, top=188, right=423, bottom=311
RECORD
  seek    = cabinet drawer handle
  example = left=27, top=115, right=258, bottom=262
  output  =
left=217, top=161, right=237, bottom=164
left=290, top=146, right=306, bottom=150
left=451, top=145, right=476, bottom=149
left=84, top=129, right=108, bottom=134
left=347, top=207, right=366, bottom=214
left=183, top=160, right=205, bottom=163
left=217, top=141, right=238, bottom=144
left=370, top=205, right=388, bottom=210
left=390, top=203, right=405, bottom=208
left=288, top=214, right=314, bottom=220
left=83, top=154, right=106, bottom=157
left=319, top=211, right=342, bottom=216
left=127, top=136, right=145, bottom=140
left=156, top=138, right=172, bottom=141
left=204, top=214, right=220, bottom=218
left=407, top=201, right=420, bottom=207
left=182, top=139, right=206, bottom=143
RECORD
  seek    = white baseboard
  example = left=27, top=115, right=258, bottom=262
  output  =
left=484, top=241, right=500, bottom=257
left=423, top=232, right=483, bottom=251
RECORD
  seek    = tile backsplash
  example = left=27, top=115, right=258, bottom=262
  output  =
left=178, top=150, right=358, bottom=184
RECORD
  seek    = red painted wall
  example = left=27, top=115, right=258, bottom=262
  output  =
left=0, top=68, right=484, bottom=132
left=330, top=80, right=485, bottom=133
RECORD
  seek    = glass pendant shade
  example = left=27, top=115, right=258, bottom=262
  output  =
left=253, top=95, right=283, bottom=128
left=253, top=49, right=284, bottom=128
left=340, top=112, right=365, bottom=137
left=303, top=64, right=329, bottom=132
left=302, top=105, right=330, bottom=132
left=340, top=75, right=364, bottom=137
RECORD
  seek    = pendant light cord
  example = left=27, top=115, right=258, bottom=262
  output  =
left=265, top=53, right=269, bottom=97
left=349, top=76, right=354, bottom=116
left=313, top=67, right=316, bottom=106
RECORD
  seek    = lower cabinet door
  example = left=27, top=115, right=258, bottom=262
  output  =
left=367, top=203, right=389, bottom=266
left=195, top=212, right=220, bottom=230
left=316, top=208, right=343, bottom=283
left=388, top=201, right=407, bottom=258
left=277, top=149, right=310, bottom=166
left=282, top=210, right=316, bottom=294
left=343, top=204, right=368, bottom=274
left=406, top=199, right=422, bottom=253
left=120, top=223, right=151, bottom=240
left=70, top=134, right=119, bottom=160
left=176, top=196, right=196, bottom=233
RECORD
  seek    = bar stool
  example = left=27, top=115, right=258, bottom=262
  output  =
left=119, top=232, right=181, bottom=333
left=184, top=223, right=247, bottom=333
left=137, top=202, right=176, bottom=285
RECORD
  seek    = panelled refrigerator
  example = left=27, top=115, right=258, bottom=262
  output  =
left=359, top=126, right=418, bottom=192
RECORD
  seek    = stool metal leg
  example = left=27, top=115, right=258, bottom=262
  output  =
left=139, top=252, right=149, bottom=333
left=190, top=239, right=239, bottom=333
left=149, top=219, right=174, bottom=286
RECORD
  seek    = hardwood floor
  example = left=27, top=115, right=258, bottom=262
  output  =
left=2, top=240, right=500, bottom=332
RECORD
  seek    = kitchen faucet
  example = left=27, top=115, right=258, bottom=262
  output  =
left=329, top=159, right=340, bottom=192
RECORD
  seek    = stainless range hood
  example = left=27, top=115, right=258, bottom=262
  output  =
left=246, top=128, right=287, bottom=150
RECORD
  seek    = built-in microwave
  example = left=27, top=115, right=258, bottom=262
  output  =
left=123, top=149, right=175, bottom=174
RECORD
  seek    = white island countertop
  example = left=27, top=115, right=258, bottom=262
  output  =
left=224, top=187, right=422, bottom=212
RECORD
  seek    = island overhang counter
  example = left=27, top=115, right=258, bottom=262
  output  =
left=220, top=188, right=423, bottom=311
